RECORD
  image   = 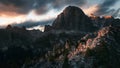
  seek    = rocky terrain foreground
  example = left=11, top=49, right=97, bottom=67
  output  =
left=0, top=6, right=120, bottom=68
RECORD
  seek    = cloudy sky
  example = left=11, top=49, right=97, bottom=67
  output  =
left=0, top=0, right=120, bottom=30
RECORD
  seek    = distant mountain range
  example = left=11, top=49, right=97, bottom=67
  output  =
left=0, top=6, right=120, bottom=68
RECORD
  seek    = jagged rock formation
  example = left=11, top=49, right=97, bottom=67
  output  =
left=0, top=6, right=120, bottom=68
left=93, top=26, right=120, bottom=68
left=45, top=6, right=97, bottom=32
left=67, top=26, right=120, bottom=68
left=90, top=15, right=120, bottom=28
left=45, top=6, right=120, bottom=32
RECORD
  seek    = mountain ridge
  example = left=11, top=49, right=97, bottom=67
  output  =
left=45, top=6, right=98, bottom=32
left=0, top=6, right=120, bottom=68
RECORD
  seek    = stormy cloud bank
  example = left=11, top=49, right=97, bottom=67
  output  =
left=0, top=0, right=119, bottom=29
left=96, top=0, right=120, bottom=17
left=0, top=0, right=86, bottom=15
left=0, top=0, right=87, bottom=28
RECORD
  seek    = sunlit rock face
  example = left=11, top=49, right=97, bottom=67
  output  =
left=45, top=6, right=97, bottom=32
left=67, top=26, right=120, bottom=68
left=90, top=15, right=120, bottom=28
left=91, top=26, right=120, bottom=68
left=44, top=6, right=120, bottom=32
left=0, top=5, right=120, bottom=68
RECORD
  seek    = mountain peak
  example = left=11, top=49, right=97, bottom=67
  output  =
left=63, top=6, right=85, bottom=15
left=50, top=6, right=97, bottom=32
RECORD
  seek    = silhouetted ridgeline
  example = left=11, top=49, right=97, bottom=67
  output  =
left=0, top=6, right=120, bottom=68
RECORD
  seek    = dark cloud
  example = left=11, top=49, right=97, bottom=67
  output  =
left=0, top=0, right=87, bottom=29
left=112, top=8, right=120, bottom=17
left=0, top=0, right=34, bottom=14
left=12, top=20, right=54, bottom=28
left=34, top=0, right=86, bottom=14
left=96, top=0, right=119, bottom=15
left=0, top=0, right=25, bottom=7
left=52, top=0, right=86, bottom=8
left=100, top=0, right=118, bottom=7
left=0, top=0, right=86, bottom=15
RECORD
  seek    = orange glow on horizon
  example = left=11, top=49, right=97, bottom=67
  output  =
left=103, top=15, right=113, bottom=19
left=0, top=9, right=61, bottom=27
left=0, top=5, right=99, bottom=27
left=82, top=5, right=99, bottom=16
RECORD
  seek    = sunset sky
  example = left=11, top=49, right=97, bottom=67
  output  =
left=0, top=0, right=120, bottom=30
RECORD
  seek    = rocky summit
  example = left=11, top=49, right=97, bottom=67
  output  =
left=0, top=6, right=120, bottom=68
left=45, top=6, right=97, bottom=32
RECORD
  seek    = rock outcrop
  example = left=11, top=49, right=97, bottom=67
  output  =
left=0, top=5, right=120, bottom=68
left=90, top=15, right=120, bottom=28
left=45, top=6, right=97, bottom=32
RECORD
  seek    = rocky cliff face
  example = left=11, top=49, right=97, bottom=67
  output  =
left=45, top=6, right=97, bottom=32
left=90, top=15, right=120, bottom=28
left=57, top=26, right=120, bottom=68
left=45, top=6, right=120, bottom=32
left=0, top=6, right=120, bottom=68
